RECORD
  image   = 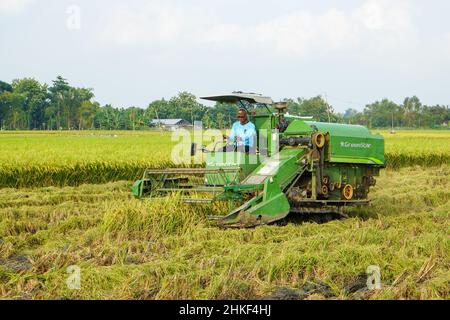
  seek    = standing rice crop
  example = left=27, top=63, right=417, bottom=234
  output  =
left=0, top=130, right=449, bottom=187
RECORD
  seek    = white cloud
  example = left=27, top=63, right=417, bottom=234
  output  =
left=98, top=0, right=417, bottom=58
left=0, top=0, right=34, bottom=13
left=354, top=0, right=413, bottom=32
left=201, top=2, right=416, bottom=58
left=251, top=9, right=357, bottom=56
left=352, top=0, right=417, bottom=52
left=99, top=1, right=203, bottom=46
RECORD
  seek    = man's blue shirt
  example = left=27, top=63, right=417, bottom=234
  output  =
left=229, top=121, right=256, bottom=147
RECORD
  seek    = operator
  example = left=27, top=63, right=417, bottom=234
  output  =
left=223, top=108, right=256, bottom=154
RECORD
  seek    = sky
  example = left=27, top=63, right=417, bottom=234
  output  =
left=1, top=0, right=450, bottom=112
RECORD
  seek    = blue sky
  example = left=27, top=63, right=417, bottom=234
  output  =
left=1, top=0, right=450, bottom=112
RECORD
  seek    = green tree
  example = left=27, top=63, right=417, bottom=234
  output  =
left=216, top=112, right=225, bottom=129
left=11, top=78, right=49, bottom=129
left=421, top=105, right=450, bottom=128
left=402, top=96, right=422, bottom=127
left=364, top=99, right=400, bottom=128
left=48, top=76, right=71, bottom=129
left=168, top=92, right=205, bottom=124
left=0, top=90, right=25, bottom=129
left=283, top=98, right=301, bottom=115
left=78, top=101, right=99, bottom=129
left=147, top=99, right=170, bottom=122
left=0, top=80, right=12, bottom=93
left=47, top=77, right=95, bottom=129
left=0, top=81, right=13, bottom=128
left=209, top=102, right=238, bottom=128
left=201, top=112, right=213, bottom=129
left=297, top=96, right=337, bottom=122
left=71, top=87, right=95, bottom=129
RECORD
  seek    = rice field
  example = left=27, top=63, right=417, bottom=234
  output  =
left=0, top=131, right=175, bottom=188
left=0, top=129, right=449, bottom=300
left=0, top=166, right=448, bottom=299
left=0, top=130, right=449, bottom=188
left=374, top=130, right=450, bottom=169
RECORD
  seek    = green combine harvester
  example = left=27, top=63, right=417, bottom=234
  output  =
left=132, top=92, right=385, bottom=227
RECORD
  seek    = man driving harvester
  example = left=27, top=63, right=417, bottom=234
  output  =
left=223, top=108, right=257, bottom=154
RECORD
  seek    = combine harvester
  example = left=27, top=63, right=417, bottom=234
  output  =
left=132, top=92, right=385, bottom=227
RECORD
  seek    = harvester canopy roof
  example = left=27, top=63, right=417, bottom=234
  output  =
left=201, top=92, right=273, bottom=105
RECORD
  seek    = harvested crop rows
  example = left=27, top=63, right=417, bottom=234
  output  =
left=0, top=166, right=448, bottom=299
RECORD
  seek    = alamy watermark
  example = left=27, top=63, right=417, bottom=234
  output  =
left=66, top=265, right=81, bottom=290
left=366, top=265, right=382, bottom=290
left=66, top=5, right=81, bottom=31
left=169, top=121, right=281, bottom=170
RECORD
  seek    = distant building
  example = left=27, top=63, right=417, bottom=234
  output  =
left=150, top=119, right=191, bottom=130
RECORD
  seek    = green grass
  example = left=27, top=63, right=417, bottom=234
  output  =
left=0, top=129, right=449, bottom=188
left=0, top=166, right=448, bottom=299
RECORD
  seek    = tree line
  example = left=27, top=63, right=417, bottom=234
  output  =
left=0, top=76, right=448, bottom=130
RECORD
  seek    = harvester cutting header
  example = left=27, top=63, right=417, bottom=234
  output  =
left=132, top=92, right=385, bottom=227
